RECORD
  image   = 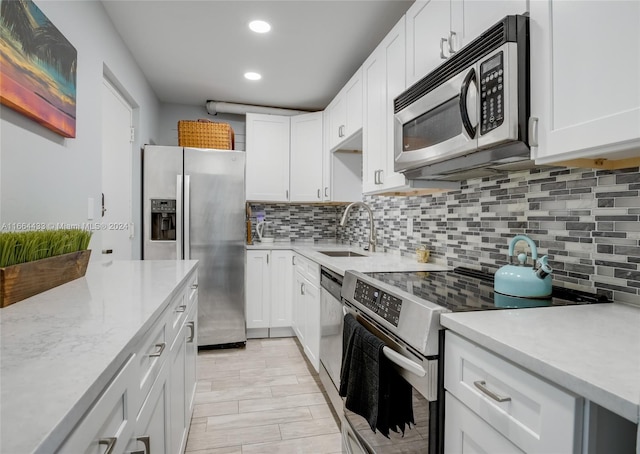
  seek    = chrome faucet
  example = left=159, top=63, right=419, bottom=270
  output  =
left=339, top=202, right=377, bottom=252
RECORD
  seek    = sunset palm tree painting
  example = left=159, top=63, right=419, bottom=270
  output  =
left=1, top=0, right=77, bottom=138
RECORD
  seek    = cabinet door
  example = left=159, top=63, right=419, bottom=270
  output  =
left=184, top=303, right=198, bottom=418
left=328, top=96, right=346, bottom=151
left=344, top=68, right=363, bottom=139
left=530, top=0, right=640, bottom=164
left=362, top=44, right=386, bottom=193
left=292, top=270, right=306, bottom=344
left=445, top=392, right=524, bottom=453
left=450, top=0, right=528, bottom=52
left=128, top=363, right=170, bottom=454
left=303, top=279, right=320, bottom=372
left=270, top=250, right=294, bottom=328
left=406, top=0, right=452, bottom=86
left=58, top=356, right=137, bottom=454
left=169, top=322, right=188, bottom=454
left=290, top=112, right=323, bottom=202
left=322, top=110, right=331, bottom=201
left=246, top=113, right=290, bottom=201
left=245, top=251, right=270, bottom=329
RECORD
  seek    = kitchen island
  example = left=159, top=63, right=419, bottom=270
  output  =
left=0, top=259, right=199, bottom=454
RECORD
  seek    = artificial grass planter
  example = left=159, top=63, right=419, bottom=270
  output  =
left=0, top=229, right=92, bottom=308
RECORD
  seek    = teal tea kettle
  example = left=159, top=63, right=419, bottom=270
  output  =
left=494, top=235, right=553, bottom=298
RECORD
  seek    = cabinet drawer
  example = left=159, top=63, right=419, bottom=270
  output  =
left=294, top=254, right=320, bottom=286
left=136, top=316, right=168, bottom=400
left=444, top=331, right=582, bottom=453
left=58, top=355, right=137, bottom=454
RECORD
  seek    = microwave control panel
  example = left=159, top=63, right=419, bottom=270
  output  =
left=479, top=52, right=504, bottom=135
left=354, top=279, right=402, bottom=326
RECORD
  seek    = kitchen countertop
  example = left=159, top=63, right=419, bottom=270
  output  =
left=246, top=240, right=449, bottom=275
left=440, top=303, right=640, bottom=424
left=0, top=259, right=199, bottom=454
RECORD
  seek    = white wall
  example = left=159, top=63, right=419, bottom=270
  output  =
left=0, top=0, right=160, bottom=259
left=158, top=103, right=246, bottom=150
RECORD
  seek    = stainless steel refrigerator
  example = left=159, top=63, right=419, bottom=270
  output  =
left=142, top=145, right=246, bottom=348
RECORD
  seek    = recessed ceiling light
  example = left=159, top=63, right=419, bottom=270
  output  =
left=244, top=72, right=262, bottom=81
left=249, top=20, right=271, bottom=33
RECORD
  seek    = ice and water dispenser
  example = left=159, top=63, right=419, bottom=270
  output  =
left=150, top=199, right=176, bottom=241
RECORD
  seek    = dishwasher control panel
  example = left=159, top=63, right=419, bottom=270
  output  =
left=354, top=279, right=402, bottom=326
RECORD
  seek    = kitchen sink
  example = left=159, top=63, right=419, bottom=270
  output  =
left=318, top=250, right=367, bottom=258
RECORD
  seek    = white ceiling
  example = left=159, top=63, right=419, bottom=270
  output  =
left=101, top=0, right=413, bottom=112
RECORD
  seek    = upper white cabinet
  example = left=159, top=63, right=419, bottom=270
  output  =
left=246, top=113, right=291, bottom=202
left=406, top=0, right=527, bottom=86
left=290, top=112, right=324, bottom=202
left=530, top=0, right=640, bottom=166
left=246, top=113, right=323, bottom=203
left=363, top=16, right=411, bottom=194
left=327, top=67, right=364, bottom=152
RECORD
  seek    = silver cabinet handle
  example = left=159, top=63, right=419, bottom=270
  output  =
left=528, top=117, right=539, bottom=147
left=378, top=169, right=384, bottom=184
left=175, top=304, right=187, bottom=313
left=292, top=255, right=296, bottom=265
left=440, top=37, right=448, bottom=59
left=300, top=282, right=305, bottom=295
left=317, top=188, right=321, bottom=199
left=99, top=437, right=117, bottom=454
left=339, top=125, right=345, bottom=138
left=324, top=187, right=329, bottom=198
left=102, top=249, right=113, bottom=255
left=374, top=170, right=379, bottom=184
left=187, top=321, right=195, bottom=343
left=448, top=30, right=457, bottom=54
left=190, top=283, right=198, bottom=290
left=129, top=451, right=145, bottom=454
left=138, top=436, right=151, bottom=454
left=285, top=189, right=289, bottom=200
left=473, top=380, right=511, bottom=403
left=266, top=253, right=269, bottom=265
left=149, top=342, right=166, bottom=358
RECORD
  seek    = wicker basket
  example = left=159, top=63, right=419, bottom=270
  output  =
left=177, top=119, right=235, bottom=149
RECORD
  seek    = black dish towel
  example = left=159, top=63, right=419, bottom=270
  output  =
left=339, top=313, right=414, bottom=437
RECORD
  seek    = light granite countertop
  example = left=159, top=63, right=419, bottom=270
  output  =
left=0, top=259, right=199, bottom=454
left=440, top=303, right=640, bottom=424
left=246, top=240, right=450, bottom=275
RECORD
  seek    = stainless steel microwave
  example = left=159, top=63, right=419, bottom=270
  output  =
left=394, top=15, right=531, bottom=181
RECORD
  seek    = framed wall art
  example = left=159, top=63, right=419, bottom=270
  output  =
left=0, top=0, right=77, bottom=138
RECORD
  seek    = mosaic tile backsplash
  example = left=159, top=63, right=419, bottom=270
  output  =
left=251, top=166, right=640, bottom=306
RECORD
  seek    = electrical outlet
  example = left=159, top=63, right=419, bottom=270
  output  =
left=407, top=218, right=413, bottom=237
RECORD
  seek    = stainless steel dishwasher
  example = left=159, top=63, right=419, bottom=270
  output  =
left=319, top=266, right=345, bottom=415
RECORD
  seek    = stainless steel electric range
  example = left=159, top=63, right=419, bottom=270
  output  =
left=332, top=266, right=610, bottom=454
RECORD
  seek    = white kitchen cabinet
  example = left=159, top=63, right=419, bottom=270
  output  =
left=444, top=331, right=582, bottom=453
left=127, top=362, right=170, bottom=454
left=290, top=112, right=324, bottom=202
left=530, top=0, right=640, bottom=166
left=246, top=113, right=326, bottom=203
left=327, top=67, right=363, bottom=152
left=245, top=250, right=294, bottom=337
left=406, top=0, right=527, bottom=86
left=246, top=113, right=291, bottom=202
left=58, top=355, right=137, bottom=454
left=363, top=16, right=411, bottom=194
left=292, top=253, right=320, bottom=371
left=169, top=318, right=189, bottom=454
left=445, top=391, right=524, bottom=453
left=322, top=111, right=363, bottom=203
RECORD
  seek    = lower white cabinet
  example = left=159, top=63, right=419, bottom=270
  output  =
left=245, top=249, right=294, bottom=337
left=444, top=331, right=582, bottom=453
left=292, top=254, right=321, bottom=371
left=59, top=270, right=198, bottom=454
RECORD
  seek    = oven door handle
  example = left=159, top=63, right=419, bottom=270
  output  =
left=343, top=306, right=427, bottom=378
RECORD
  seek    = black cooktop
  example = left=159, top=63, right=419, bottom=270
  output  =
left=364, top=267, right=611, bottom=312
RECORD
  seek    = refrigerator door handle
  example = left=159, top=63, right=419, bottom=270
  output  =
left=176, top=175, right=183, bottom=259
left=185, top=175, right=191, bottom=260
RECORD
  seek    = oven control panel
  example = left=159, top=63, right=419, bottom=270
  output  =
left=354, top=279, right=402, bottom=326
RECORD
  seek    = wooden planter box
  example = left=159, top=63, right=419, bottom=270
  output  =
left=0, top=250, right=91, bottom=308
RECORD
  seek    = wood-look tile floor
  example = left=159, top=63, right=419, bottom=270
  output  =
left=186, top=337, right=342, bottom=454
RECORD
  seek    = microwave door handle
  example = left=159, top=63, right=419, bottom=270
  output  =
left=459, top=68, right=477, bottom=139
